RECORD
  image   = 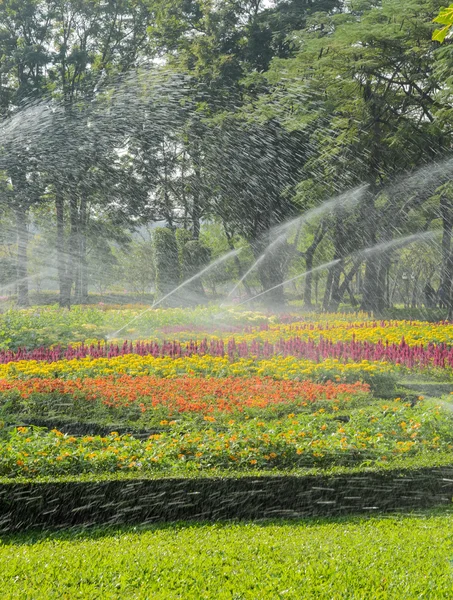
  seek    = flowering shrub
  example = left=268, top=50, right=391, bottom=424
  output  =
left=0, top=377, right=370, bottom=423
left=2, top=321, right=453, bottom=372
left=2, top=400, right=451, bottom=477
left=0, top=354, right=396, bottom=388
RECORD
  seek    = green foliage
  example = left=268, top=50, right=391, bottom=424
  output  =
left=115, top=240, right=155, bottom=296
left=0, top=257, right=17, bottom=289
left=199, top=223, right=254, bottom=294
left=175, top=228, right=193, bottom=266
left=1, top=0, right=453, bottom=309
left=181, top=240, right=211, bottom=279
left=433, top=4, right=453, bottom=41
left=152, top=228, right=180, bottom=303
left=0, top=305, right=271, bottom=350
left=1, top=399, right=452, bottom=477
left=87, top=239, right=120, bottom=296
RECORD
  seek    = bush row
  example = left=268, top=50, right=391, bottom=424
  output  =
left=1, top=466, right=453, bottom=531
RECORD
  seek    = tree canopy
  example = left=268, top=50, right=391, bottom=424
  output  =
left=0, top=0, right=453, bottom=313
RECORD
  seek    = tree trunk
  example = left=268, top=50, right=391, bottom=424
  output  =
left=314, top=273, right=319, bottom=305
left=446, top=251, right=453, bottom=319
left=377, top=257, right=389, bottom=311
left=329, top=260, right=362, bottom=312
left=323, top=232, right=343, bottom=311
left=223, top=223, right=252, bottom=296
left=303, top=221, right=326, bottom=309
left=74, top=196, right=88, bottom=304
left=322, top=264, right=335, bottom=311
left=15, top=205, right=29, bottom=307
left=346, top=282, right=358, bottom=307
left=327, top=260, right=343, bottom=311
left=360, top=82, right=384, bottom=314
left=81, top=230, right=89, bottom=303
left=411, top=273, right=420, bottom=309
left=362, top=258, right=381, bottom=314
left=303, top=247, right=315, bottom=308
left=254, top=235, right=285, bottom=306
left=251, top=211, right=285, bottom=306
left=386, top=262, right=391, bottom=307
left=192, top=175, right=201, bottom=240
left=62, top=195, right=79, bottom=307
left=389, top=262, right=400, bottom=307
left=191, top=138, right=202, bottom=240
left=440, top=195, right=453, bottom=309
left=56, top=196, right=69, bottom=308
left=360, top=190, right=382, bottom=314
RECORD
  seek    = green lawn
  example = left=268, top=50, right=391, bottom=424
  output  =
left=1, top=510, right=453, bottom=599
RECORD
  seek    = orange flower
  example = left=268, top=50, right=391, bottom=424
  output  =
left=2, top=376, right=369, bottom=415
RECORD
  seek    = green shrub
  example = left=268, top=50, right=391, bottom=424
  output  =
left=175, top=228, right=193, bottom=270
left=152, top=228, right=180, bottom=304
left=180, top=239, right=211, bottom=304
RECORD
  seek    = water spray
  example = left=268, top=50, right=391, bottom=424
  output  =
left=217, top=229, right=438, bottom=315
left=108, top=247, right=242, bottom=339
left=223, top=185, right=369, bottom=305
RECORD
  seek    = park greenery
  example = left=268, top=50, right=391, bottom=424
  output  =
left=1, top=1, right=453, bottom=313
left=433, top=3, right=453, bottom=41
left=1, top=510, right=453, bottom=599
left=0, top=309, right=453, bottom=480
left=3, top=2, right=453, bottom=595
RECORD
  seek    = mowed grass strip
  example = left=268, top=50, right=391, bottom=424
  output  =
left=1, top=510, right=453, bottom=599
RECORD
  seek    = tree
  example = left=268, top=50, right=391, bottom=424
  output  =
left=263, top=0, right=449, bottom=312
left=0, top=0, right=155, bottom=307
left=204, top=117, right=305, bottom=305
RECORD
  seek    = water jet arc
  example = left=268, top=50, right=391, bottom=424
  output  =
left=223, top=185, right=368, bottom=304
left=231, top=230, right=437, bottom=310
left=108, top=247, right=242, bottom=339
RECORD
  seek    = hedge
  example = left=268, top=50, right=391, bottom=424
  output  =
left=1, top=467, right=453, bottom=532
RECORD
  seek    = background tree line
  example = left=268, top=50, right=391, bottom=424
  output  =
left=1, top=0, right=453, bottom=313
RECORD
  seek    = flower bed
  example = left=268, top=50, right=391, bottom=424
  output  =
left=0, top=376, right=369, bottom=416
left=0, top=354, right=397, bottom=395
left=0, top=306, right=272, bottom=350
left=1, top=399, right=451, bottom=478
left=1, top=309, right=453, bottom=482
left=1, top=318, right=453, bottom=372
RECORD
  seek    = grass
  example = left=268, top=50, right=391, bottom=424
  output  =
left=398, top=375, right=453, bottom=398
left=1, top=509, right=453, bottom=599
